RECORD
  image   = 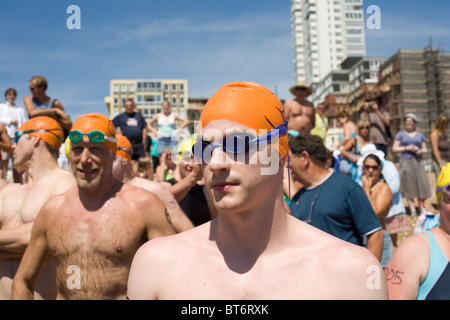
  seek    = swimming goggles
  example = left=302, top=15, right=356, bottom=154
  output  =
left=436, top=182, right=450, bottom=196
left=118, top=146, right=132, bottom=156
left=192, top=121, right=288, bottom=159
left=15, top=129, right=63, bottom=143
left=69, top=130, right=117, bottom=144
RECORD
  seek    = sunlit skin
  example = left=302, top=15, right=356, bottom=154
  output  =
left=127, top=119, right=387, bottom=300
left=385, top=191, right=450, bottom=300
left=70, top=136, right=116, bottom=197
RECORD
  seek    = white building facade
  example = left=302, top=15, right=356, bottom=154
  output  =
left=291, top=0, right=366, bottom=87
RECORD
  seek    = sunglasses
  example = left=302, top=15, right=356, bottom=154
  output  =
left=69, top=130, right=117, bottom=144
left=15, top=129, right=63, bottom=143
left=359, top=126, right=370, bottom=129
left=192, top=121, right=288, bottom=160
left=363, top=165, right=380, bottom=171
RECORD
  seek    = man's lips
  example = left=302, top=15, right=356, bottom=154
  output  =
left=77, top=168, right=99, bottom=179
left=212, top=182, right=237, bottom=192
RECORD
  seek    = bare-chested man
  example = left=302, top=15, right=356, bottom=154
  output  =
left=12, top=113, right=175, bottom=300
left=0, top=117, right=76, bottom=300
left=127, top=81, right=387, bottom=300
left=112, top=133, right=194, bottom=232
left=284, top=81, right=315, bottom=133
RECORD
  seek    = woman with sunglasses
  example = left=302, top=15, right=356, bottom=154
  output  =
left=392, top=113, right=431, bottom=216
left=386, top=163, right=449, bottom=300
left=340, top=119, right=373, bottom=182
left=361, top=154, right=393, bottom=266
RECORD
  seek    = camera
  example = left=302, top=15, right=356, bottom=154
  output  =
left=369, top=102, right=373, bottom=107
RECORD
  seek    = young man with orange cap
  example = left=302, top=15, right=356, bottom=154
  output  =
left=12, top=113, right=176, bottom=300
left=386, top=163, right=450, bottom=300
left=112, top=133, right=194, bottom=232
left=0, top=116, right=76, bottom=299
left=127, top=81, right=387, bottom=300
left=284, top=81, right=315, bottom=134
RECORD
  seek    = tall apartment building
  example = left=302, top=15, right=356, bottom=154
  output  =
left=291, top=0, right=366, bottom=87
left=104, top=79, right=189, bottom=120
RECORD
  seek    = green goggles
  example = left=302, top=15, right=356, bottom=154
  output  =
left=68, top=130, right=117, bottom=144
left=15, top=129, right=63, bottom=143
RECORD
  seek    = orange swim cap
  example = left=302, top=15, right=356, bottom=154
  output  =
left=71, top=113, right=117, bottom=154
left=19, top=116, right=64, bottom=150
left=200, top=81, right=288, bottom=158
left=116, top=133, right=133, bottom=161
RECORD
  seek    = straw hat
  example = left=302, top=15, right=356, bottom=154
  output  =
left=289, top=81, right=313, bottom=97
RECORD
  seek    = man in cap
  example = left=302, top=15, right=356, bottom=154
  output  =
left=112, top=133, right=194, bottom=232
left=12, top=113, right=176, bottom=300
left=0, top=116, right=76, bottom=299
left=284, top=81, right=315, bottom=134
left=386, top=163, right=450, bottom=300
left=127, top=81, right=387, bottom=300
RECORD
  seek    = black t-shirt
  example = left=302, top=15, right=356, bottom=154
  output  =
left=112, top=112, right=146, bottom=144
left=167, top=178, right=212, bottom=227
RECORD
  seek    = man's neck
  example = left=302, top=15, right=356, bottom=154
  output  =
left=34, top=93, right=50, bottom=103
left=304, top=168, right=331, bottom=189
left=26, top=152, right=60, bottom=182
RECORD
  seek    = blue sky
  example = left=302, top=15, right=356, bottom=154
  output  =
left=0, top=0, right=449, bottom=121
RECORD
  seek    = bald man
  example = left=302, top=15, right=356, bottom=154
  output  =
left=12, top=113, right=175, bottom=300
left=0, top=117, right=76, bottom=300
left=127, top=81, right=387, bottom=300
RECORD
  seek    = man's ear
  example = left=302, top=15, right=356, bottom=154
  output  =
left=32, top=134, right=41, bottom=147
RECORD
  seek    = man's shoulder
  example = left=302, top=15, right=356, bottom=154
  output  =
left=285, top=98, right=314, bottom=108
left=138, top=224, right=206, bottom=256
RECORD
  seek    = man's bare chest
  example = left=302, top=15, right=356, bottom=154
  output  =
left=47, top=206, right=146, bottom=262
left=0, top=185, right=53, bottom=228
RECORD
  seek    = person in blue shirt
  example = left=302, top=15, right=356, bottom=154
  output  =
left=288, top=133, right=383, bottom=261
left=112, top=99, right=148, bottom=174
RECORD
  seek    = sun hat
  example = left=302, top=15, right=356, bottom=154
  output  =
left=403, top=113, right=419, bottom=123
left=289, top=81, right=313, bottom=97
left=357, top=144, right=386, bottom=167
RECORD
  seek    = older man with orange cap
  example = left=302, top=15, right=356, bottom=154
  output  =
left=0, top=116, right=76, bottom=299
left=128, top=81, right=387, bottom=300
left=13, top=113, right=176, bottom=300
left=386, top=163, right=449, bottom=300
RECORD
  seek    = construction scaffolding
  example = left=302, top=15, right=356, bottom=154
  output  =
left=378, top=48, right=450, bottom=165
